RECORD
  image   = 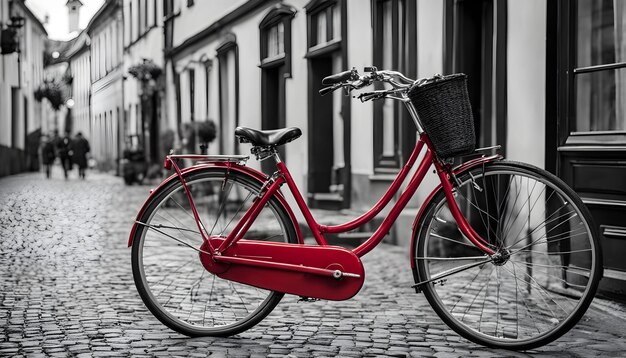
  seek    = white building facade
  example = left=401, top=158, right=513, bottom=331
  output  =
left=0, top=0, right=47, bottom=176
left=67, top=33, right=91, bottom=139
left=123, top=0, right=165, bottom=164
left=86, top=0, right=124, bottom=172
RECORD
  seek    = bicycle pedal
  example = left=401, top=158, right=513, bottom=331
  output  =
left=298, top=296, right=319, bottom=303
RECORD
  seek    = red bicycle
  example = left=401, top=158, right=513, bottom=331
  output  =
left=129, top=67, right=602, bottom=350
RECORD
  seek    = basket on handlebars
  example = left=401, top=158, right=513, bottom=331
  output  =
left=407, top=74, right=476, bottom=158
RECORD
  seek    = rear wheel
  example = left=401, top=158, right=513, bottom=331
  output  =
left=131, top=168, right=298, bottom=336
left=414, top=161, right=602, bottom=350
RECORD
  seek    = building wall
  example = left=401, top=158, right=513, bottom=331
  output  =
left=170, top=0, right=249, bottom=49
left=0, top=0, right=47, bottom=176
left=506, top=0, right=546, bottom=168
left=70, top=48, right=91, bottom=138
left=89, top=5, right=124, bottom=171
left=123, top=0, right=164, bottom=163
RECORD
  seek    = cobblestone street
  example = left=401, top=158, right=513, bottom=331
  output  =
left=1, top=167, right=626, bottom=357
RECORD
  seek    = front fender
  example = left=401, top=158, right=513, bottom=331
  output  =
left=409, top=154, right=502, bottom=272
left=128, top=162, right=304, bottom=247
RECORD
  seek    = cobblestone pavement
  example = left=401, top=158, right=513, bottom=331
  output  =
left=1, top=167, right=626, bottom=357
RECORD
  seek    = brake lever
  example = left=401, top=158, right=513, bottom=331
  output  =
left=356, top=91, right=384, bottom=102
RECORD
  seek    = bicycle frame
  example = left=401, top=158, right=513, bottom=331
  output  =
left=159, top=133, right=497, bottom=266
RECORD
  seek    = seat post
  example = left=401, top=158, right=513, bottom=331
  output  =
left=273, top=151, right=282, bottom=164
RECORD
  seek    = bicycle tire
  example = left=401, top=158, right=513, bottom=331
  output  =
left=131, top=168, right=298, bottom=337
left=414, top=161, right=602, bottom=350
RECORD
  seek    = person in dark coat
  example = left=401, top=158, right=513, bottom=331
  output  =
left=56, top=132, right=73, bottom=179
left=41, top=134, right=56, bottom=179
left=70, top=132, right=91, bottom=179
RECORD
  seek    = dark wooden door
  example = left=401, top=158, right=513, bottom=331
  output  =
left=548, top=0, right=626, bottom=297
left=261, top=64, right=286, bottom=174
left=308, top=57, right=334, bottom=195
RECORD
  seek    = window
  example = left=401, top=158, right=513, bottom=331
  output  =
left=129, top=2, right=134, bottom=41
left=217, top=38, right=239, bottom=154
left=259, top=5, right=295, bottom=69
left=164, top=0, right=174, bottom=17
left=188, top=68, right=195, bottom=122
left=259, top=6, right=296, bottom=168
left=175, top=71, right=182, bottom=139
left=145, top=0, right=149, bottom=29
left=138, top=0, right=143, bottom=36
left=306, top=0, right=340, bottom=51
left=372, top=0, right=417, bottom=170
left=575, top=0, right=626, bottom=132
left=266, top=23, right=284, bottom=59
left=204, top=60, right=212, bottom=118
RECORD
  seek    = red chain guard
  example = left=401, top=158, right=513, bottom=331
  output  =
left=199, top=238, right=365, bottom=301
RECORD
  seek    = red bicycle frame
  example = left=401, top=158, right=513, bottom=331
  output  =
left=162, top=133, right=496, bottom=264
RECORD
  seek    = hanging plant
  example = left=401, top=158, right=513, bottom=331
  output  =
left=34, top=79, right=66, bottom=111
left=128, top=59, right=163, bottom=81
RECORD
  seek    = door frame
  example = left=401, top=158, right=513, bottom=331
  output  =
left=305, top=0, right=351, bottom=209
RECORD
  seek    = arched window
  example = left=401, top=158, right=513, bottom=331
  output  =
left=259, top=4, right=296, bottom=74
left=217, top=35, right=239, bottom=155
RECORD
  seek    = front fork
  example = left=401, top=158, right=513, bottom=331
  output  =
left=433, top=160, right=496, bottom=256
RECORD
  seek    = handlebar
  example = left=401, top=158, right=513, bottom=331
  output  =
left=318, top=66, right=420, bottom=102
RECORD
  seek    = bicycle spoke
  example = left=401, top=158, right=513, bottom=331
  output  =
left=449, top=262, right=488, bottom=314
left=210, top=179, right=234, bottom=235
left=505, top=262, right=570, bottom=317
left=509, top=259, right=591, bottom=274
left=459, top=264, right=494, bottom=325
left=415, top=256, right=489, bottom=261
left=509, top=260, right=589, bottom=289
left=509, top=210, right=578, bottom=254
left=133, top=172, right=295, bottom=335
left=501, top=177, right=539, bottom=244
left=509, top=226, right=588, bottom=252
left=518, top=248, right=592, bottom=256
left=430, top=231, right=482, bottom=249
left=219, top=191, right=254, bottom=236
left=511, top=261, right=542, bottom=335
left=417, top=164, right=600, bottom=348
left=203, top=274, right=216, bottom=327
left=506, top=184, right=547, bottom=248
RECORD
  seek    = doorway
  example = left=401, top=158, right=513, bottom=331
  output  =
left=445, top=0, right=507, bottom=150
left=261, top=64, right=287, bottom=174
left=308, top=55, right=343, bottom=208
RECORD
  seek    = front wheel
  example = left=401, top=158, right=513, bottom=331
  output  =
left=414, top=161, right=602, bottom=350
left=131, top=168, right=298, bottom=336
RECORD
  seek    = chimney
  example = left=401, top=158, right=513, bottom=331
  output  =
left=66, top=0, right=83, bottom=33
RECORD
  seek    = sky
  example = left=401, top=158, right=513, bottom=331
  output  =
left=26, top=0, right=105, bottom=40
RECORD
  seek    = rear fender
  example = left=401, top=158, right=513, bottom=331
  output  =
left=409, top=155, right=502, bottom=277
left=128, top=163, right=304, bottom=247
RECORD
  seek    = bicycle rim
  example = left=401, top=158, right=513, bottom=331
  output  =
left=415, top=161, right=602, bottom=349
left=132, top=169, right=297, bottom=336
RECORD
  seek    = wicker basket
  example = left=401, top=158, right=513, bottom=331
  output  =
left=407, top=74, right=476, bottom=158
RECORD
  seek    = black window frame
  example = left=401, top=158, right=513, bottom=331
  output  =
left=216, top=36, right=240, bottom=154
left=259, top=5, right=296, bottom=73
left=548, top=0, right=626, bottom=172
left=371, top=0, right=417, bottom=171
left=305, top=0, right=341, bottom=57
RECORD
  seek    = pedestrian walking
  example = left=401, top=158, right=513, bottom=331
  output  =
left=56, top=132, right=73, bottom=179
left=41, top=134, right=56, bottom=179
left=70, top=132, right=91, bottom=179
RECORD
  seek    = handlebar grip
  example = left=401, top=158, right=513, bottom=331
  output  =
left=319, top=86, right=337, bottom=96
left=322, top=70, right=353, bottom=85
